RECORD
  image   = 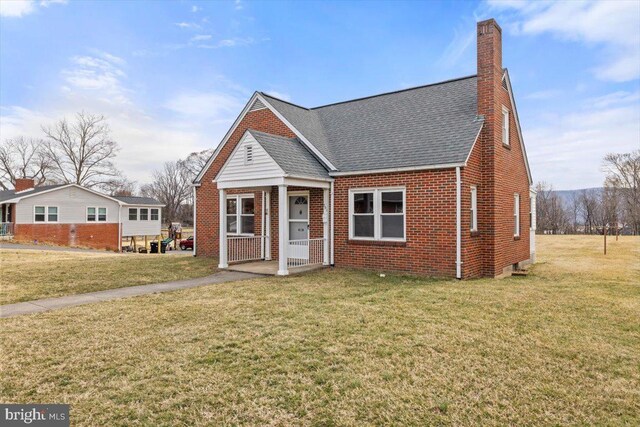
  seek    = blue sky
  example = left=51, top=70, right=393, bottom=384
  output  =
left=1, top=0, right=639, bottom=189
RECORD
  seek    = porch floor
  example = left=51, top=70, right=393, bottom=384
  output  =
left=226, top=260, right=326, bottom=276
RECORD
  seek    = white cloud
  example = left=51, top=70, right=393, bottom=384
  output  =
left=438, top=24, right=475, bottom=69
left=526, top=93, right=640, bottom=189
left=524, top=89, right=562, bottom=100
left=164, top=92, right=243, bottom=120
left=61, top=52, right=130, bottom=106
left=190, top=34, right=212, bottom=42
left=175, top=21, right=201, bottom=30
left=0, top=0, right=66, bottom=17
left=488, top=0, right=640, bottom=82
left=191, top=5, right=200, bottom=13
left=0, top=0, right=36, bottom=17
left=197, top=37, right=255, bottom=49
left=234, top=0, right=243, bottom=11
left=263, top=91, right=290, bottom=101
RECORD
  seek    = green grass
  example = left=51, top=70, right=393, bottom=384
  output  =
left=0, top=250, right=216, bottom=305
left=0, top=235, right=639, bottom=425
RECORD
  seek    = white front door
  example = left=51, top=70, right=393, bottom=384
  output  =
left=288, top=194, right=309, bottom=260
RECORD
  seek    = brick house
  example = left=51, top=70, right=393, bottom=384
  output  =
left=0, top=178, right=163, bottom=251
left=193, top=19, right=536, bottom=278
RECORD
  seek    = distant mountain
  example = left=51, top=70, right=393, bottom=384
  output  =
left=551, top=187, right=603, bottom=204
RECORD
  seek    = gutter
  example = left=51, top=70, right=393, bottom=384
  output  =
left=193, top=185, right=197, bottom=257
left=330, top=180, right=335, bottom=266
left=118, top=206, right=122, bottom=253
left=455, top=166, right=462, bottom=279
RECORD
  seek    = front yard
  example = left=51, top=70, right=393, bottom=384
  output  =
left=0, top=249, right=216, bottom=305
left=0, top=235, right=638, bottom=425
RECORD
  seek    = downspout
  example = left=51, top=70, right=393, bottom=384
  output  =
left=261, top=190, right=265, bottom=259
left=330, top=180, right=335, bottom=266
left=193, top=186, right=197, bottom=257
left=118, top=204, right=122, bottom=253
left=455, top=167, right=462, bottom=279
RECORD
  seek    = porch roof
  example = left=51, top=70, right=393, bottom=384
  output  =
left=248, top=130, right=330, bottom=180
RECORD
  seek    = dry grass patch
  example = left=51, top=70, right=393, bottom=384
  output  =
left=0, top=249, right=216, bottom=304
left=0, top=236, right=639, bottom=425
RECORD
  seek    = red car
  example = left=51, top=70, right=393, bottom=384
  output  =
left=179, top=236, right=194, bottom=250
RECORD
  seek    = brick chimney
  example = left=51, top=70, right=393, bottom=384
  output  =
left=15, top=178, right=35, bottom=192
left=476, top=18, right=503, bottom=277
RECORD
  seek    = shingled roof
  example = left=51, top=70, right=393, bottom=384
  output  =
left=259, top=75, right=483, bottom=174
left=248, top=130, right=330, bottom=180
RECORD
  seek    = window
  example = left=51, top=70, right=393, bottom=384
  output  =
left=349, top=188, right=405, bottom=241
left=140, top=208, right=149, bottom=221
left=245, top=145, right=253, bottom=164
left=87, top=207, right=107, bottom=222
left=87, top=207, right=96, bottom=222
left=98, top=207, right=107, bottom=222
left=502, top=106, right=510, bottom=146
left=34, top=206, right=45, bottom=222
left=150, top=208, right=159, bottom=221
left=514, top=193, right=520, bottom=237
left=470, top=186, right=478, bottom=232
left=34, top=206, right=58, bottom=222
left=48, top=207, right=58, bottom=222
left=129, top=208, right=137, bottom=221
left=226, top=195, right=254, bottom=234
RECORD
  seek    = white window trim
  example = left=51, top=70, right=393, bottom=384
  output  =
left=150, top=208, right=160, bottom=221
left=502, top=106, right=510, bottom=146
left=514, top=193, right=520, bottom=237
left=348, top=187, right=406, bottom=242
left=470, top=186, right=478, bottom=232
left=86, top=206, right=108, bottom=222
left=128, top=207, right=138, bottom=221
left=226, top=194, right=255, bottom=236
left=34, top=205, right=59, bottom=223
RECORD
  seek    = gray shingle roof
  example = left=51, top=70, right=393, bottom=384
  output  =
left=248, top=130, right=329, bottom=180
left=0, top=184, right=67, bottom=203
left=260, top=75, right=483, bottom=173
left=112, top=196, right=163, bottom=206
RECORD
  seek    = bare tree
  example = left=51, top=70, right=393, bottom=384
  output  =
left=0, top=137, right=50, bottom=190
left=181, top=148, right=214, bottom=179
left=140, top=161, right=192, bottom=225
left=104, top=178, right=137, bottom=197
left=42, top=112, right=120, bottom=189
left=603, top=150, right=640, bottom=234
left=567, top=192, right=582, bottom=234
left=579, top=189, right=602, bottom=235
left=535, top=182, right=567, bottom=234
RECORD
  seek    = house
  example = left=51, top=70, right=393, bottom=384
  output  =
left=193, top=18, right=535, bottom=278
left=0, top=178, right=164, bottom=251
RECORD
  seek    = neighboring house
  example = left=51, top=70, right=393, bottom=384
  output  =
left=193, top=19, right=536, bottom=278
left=0, top=178, right=164, bottom=251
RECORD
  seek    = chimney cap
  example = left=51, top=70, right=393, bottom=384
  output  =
left=477, top=18, right=502, bottom=34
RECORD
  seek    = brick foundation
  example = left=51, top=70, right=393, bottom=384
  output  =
left=14, top=223, right=120, bottom=251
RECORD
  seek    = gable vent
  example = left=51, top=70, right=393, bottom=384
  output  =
left=249, top=99, right=267, bottom=112
left=502, top=76, right=508, bottom=91
left=245, top=145, right=253, bottom=164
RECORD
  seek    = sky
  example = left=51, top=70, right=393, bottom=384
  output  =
left=1, top=0, right=639, bottom=190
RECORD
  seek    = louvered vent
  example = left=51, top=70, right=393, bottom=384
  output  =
left=502, top=76, right=508, bottom=90
left=245, top=145, right=253, bottom=164
left=249, top=99, right=267, bottom=112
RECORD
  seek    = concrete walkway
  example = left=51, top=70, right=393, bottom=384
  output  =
left=0, top=271, right=261, bottom=318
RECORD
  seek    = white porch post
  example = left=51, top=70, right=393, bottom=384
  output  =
left=218, top=188, right=228, bottom=268
left=277, top=184, right=289, bottom=275
left=265, top=190, right=271, bottom=260
left=323, top=188, right=330, bottom=265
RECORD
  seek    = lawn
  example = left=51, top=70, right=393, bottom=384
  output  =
left=1, top=235, right=638, bottom=425
left=0, top=249, right=216, bottom=305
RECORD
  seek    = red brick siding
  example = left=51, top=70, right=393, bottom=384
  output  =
left=461, top=140, right=484, bottom=278
left=334, top=170, right=457, bottom=277
left=477, top=19, right=530, bottom=277
left=14, top=223, right=120, bottom=251
left=195, top=108, right=297, bottom=257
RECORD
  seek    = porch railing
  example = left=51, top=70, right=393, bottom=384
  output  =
left=228, top=235, right=267, bottom=263
left=288, top=238, right=325, bottom=268
left=0, top=222, right=14, bottom=236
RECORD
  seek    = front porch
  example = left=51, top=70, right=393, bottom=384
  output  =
left=217, top=180, right=333, bottom=276
left=1, top=203, right=15, bottom=240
